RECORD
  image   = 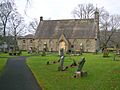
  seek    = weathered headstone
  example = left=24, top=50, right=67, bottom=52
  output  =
left=53, top=61, right=57, bottom=64
left=41, top=47, right=46, bottom=56
left=94, top=49, right=98, bottom=54
left=28, top=47, right=32, bottom=54
left=71, top=45, right=74, bottom=55
left=58, top=48, right=64, bottom=71
left=46, top=61, right=50, bottom=65
left=42, top=42, right=48, bottom=56
left=80, top=43, right=83, bottom=55
left=113, top=53, right=116, bottom=61
left=70, top=60, right=77, bottom=67
left=57, top=59, right=60, bottom=63
left=74, top=57, right=87, bottom=78
left=46, top=59, right=60, bottom=65
left=103, top=48, right=109, bottom=57
left=113, top=49, right=120, bottom=61
left=77, top=57, right=85, bottom=72
left=64, top=66, right=69, bottom=71
left=116, top=49, right=120, bottom=55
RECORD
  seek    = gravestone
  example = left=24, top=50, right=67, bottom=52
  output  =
left=113, top=52, right=116, bottom=61
left=71, top=45, right=74, bottom=55
left=46, top=59, right=60, bottom=65
left=103, top=48, right=109, bottom=57
left=116, top=49, right=120, bottom=55
left=41, top=47, right=46, bottom=56
left=74, top=57, right=87, bottom=78
left=58, top=48, right=64, bottom=71
left=46, top=61, right=50, bottom=65
left=80, top=43, right=83, bottom=55
left=113, top=49, right=120, bottom=61
left=77, top=57, right=85, bottom=72
left=70, top=60, right=77, bottom=67
left=28, top=47, right=32, bottom=54
left=42, top=42, right=48, bottom=56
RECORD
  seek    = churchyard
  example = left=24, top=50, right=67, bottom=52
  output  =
left=26, top=52, right=120, bottom=90
left=0, top=49, right=120, bottom=90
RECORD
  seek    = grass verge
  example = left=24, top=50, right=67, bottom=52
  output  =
left=0, top=58, right=7, bottom=76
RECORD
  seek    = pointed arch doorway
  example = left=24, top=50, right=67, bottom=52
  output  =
left=59, top=40, right=66, bottom=51
left=58, top=34, right=69, bottom=52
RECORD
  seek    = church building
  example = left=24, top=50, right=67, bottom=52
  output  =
left=17, top=9, right=100, bottom=53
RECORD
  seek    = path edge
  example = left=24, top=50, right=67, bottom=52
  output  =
left=25, top=58, right=44, bottom=90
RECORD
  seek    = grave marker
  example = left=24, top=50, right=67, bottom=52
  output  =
left=58, top=48, right=65, bottom=71
left=74, top=57, right=87, bottom=78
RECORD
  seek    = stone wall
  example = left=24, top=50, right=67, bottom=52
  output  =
left=69, top=38, right=96, bottom=52
left=17, top=38, right=36, bottom=51
left=17, top=38, right=96, bottom=52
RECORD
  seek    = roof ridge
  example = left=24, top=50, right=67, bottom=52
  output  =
left=43, top=18, right=94, bottom=21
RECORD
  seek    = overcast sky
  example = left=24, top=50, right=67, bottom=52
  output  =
left=15, top=0, right=120, bottom=22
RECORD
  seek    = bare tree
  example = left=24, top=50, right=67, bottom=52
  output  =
left=100, top=14, right=120, bottom=47
left=0, top=0, right=14, bottom=41
left=72, top=3, right=95, bottom=19
left=110, top=29, right=120, bottom=48
left=28, top=18, right=39, bottom=34
left=8, top=11, right=26, bottom=49
left=72, top=3, right=120, bottom=49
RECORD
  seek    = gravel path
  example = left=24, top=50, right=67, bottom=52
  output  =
left=0, top=56, right=42, bottom=90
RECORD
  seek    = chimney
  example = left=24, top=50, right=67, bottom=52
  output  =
left=40, top=16, right=43, bottom=22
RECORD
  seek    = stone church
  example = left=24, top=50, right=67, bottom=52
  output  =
left=17, top=9, right=99, bottom=53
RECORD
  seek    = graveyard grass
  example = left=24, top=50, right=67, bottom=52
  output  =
left=27, top=53, right=120, bottom=90
left=0, top=51, right=35, bottom=57
left=0, top=58, right=7, bottom=76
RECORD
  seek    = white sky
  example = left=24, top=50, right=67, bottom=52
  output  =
left=15, top=0, right=120, bottom=22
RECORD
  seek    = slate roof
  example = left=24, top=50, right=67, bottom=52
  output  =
left=35, top=19, right=96, bottom=39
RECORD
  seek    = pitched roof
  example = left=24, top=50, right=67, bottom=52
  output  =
left=35, top=19, right=96, bottom=39
left=18, top=34, right=35, bottom=39
left=24, top=34, right=34, bottom=38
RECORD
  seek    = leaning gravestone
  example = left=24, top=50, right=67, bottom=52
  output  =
left=58, top=48, right=64, bottom=71
left=74, top=57, right=87, bottom=78
left=70, top=60, right=77, bottom=67
left=77, top=57, right=85, bottom=71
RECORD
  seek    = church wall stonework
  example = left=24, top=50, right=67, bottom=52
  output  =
left=69, top=39, right=96, bottom=52
left=18, top=38, right=96, bottom=53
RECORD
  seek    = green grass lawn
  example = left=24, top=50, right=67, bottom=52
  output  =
left=0, top=51, right=36, bottom=57
left=27, top=53, right=120, bottom=90
left=0, top=58, right=7, bottom=76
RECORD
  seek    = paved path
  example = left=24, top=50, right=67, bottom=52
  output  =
left=0, top=56, right=42, bottom=90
